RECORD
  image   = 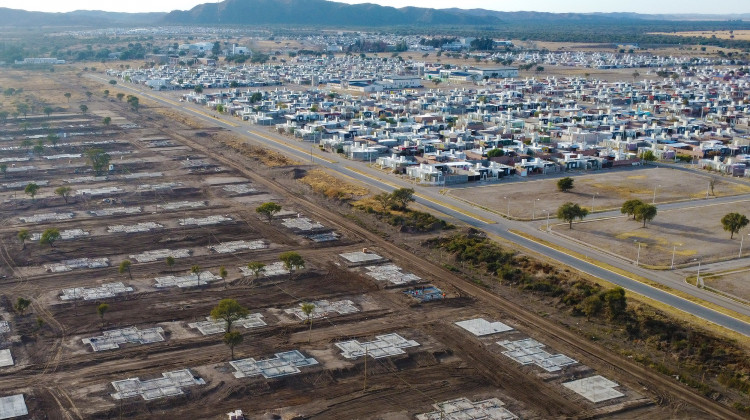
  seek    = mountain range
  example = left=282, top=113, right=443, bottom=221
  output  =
left=0, top=0, right=748, bottom=28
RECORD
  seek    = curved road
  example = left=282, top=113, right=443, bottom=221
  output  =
left=95, top=76, right=750, bottom=336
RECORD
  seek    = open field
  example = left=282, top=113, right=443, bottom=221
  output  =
left=650, top=30, right=750, bottom=41
left=550, top=200, right=750, bottom=267
left=0, top=69, right=745, bottom=419
left=448, top=167, right=750, bottom=220
left=699, top=268, right=750, bottom=302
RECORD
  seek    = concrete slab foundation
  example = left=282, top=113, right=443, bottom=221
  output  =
left=157, top=201, right=206, bottom=211
left=364, top=264, right=420, bottom=286
left=46, top=257, right=110, bottom=273
left=209, top=240, right=267, bottom=254
left=285, top=300, right=359, bottom=320
left=19, top=212, right=74, bottom=223
left=230, top=350, right=318, bottom=379
left=335, top=333, right=420, bottom=359
left=111, top=369, right=205, bottom=400
left=497, top=338, right=577, bottom=372
left=130, top=248, right=191, bottom=263
left=89, top=206, right=142, bottom=217
left=455, top=318, right=513, bottom=336
left=339, top=251, right=385, bottom=266
left=222, top=183, right=258, bottom=195
left=108, top=222, right=163, bottom=233
left=179, top=215, right=233, bottom=226
left=83, top=327, right=165, bottom=351
left=416, top=397, right=518, bottom=420
left=30, top=229, right=88, bottom=241
left=76, top=187, right=123, bottom=196
left=188, top=314, right=266, bottom=335
left=0, top=394, right=27, bottom=419
left=305, top=232, right=339, bottom=242
left=0, top=322, right=8, bottom=334
left=154, top=271, right=220, bottom=288
left=239, top=261, right=290, bottom=278
left=0, top=350, right=13, bottom=368
left=61, top=282, right=133, bottom=301
left=563, top=375, right=625, bottom=403
left=281, top=217, right=324, bottom=231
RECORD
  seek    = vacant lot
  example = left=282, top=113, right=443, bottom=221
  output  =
left=650, top=30, right=750, bottom=41
left=449, top=167, right=750, bottom=219
left=702, top=269, right=750, bottom=302
left=551, top=200, right=750, bottom=266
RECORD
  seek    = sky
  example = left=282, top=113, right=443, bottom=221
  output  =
left=0, top=0, right=748, bottom=15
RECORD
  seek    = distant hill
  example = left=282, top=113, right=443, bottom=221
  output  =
left=0, top=7, right=164, bottom=27
left=161, top=0, right=501, bottom=26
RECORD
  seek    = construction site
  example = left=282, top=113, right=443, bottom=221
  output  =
left=0, top=68, right=746, bottom=420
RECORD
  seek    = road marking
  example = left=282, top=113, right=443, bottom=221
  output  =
left=344, top=166, right=496, bottom=224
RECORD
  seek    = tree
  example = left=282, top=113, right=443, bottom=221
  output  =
left=487, top=148, right=504, bottom=158
left=223, top=331, right=243, bottom=359
left=373, top=192, right=393, bottom=214
left=109, top=79, right=117, bottom=86
left=432, top=79, right=441, bottom=86
left=721, top=212, right=749, bottom=239
left=14, top=297, right=31, bottom=315
left=17, top=229, right=29, bottom=250
left=85, top=148, right=111, bottom=176
left=0, top=164, right=6, bottom=177
left=246, top=262, right=266, bottom=284
left=64, top=92, right=71, bottom=103
left=557, top=177, right=574, bottom=192
left=580, top=295, right=603, bottom=320
left=300, top=302, right=316, bottom=343
left=16, top=103, right=29, bottom=118
left=54, top=186, right=72, bottom=203
left=79, top=104, right=88, bottom=114
left=85, top=91, right=93, bottom=101
left=391, top=188, right=415, bottom=210
left=103, top=116, right=111, bottom=126
left=103, top=89, right=110, bottom=97
left=256, top=202, right=282, bottom=222
left=634, top=203, right=658, bottom=227
left=279, top=251, right=305, bottom=277
left=709, top=179, right=716, bottom=196
left=48, top=133, right=59, bottom=148
left=24, top=182, right=40, bottom=200
left=119, top=259, right=133, bottom=280
left=620, top=199, right=644, bottom=220
left=210, top=299, right=249, bottom=332
left=40, top=228, right=61, bottom=247
left=97, top=303, right=109, bottom=327
left=194, top=86, right=203, bottom=94
left=43, top=106, right=53, bottom=118
left=166, top=255, right=175, bottom=271
left=219, top=266, right=228, bottom=288
left=603, top=287, right=627, bottom=320
left=557, top=202, right=589, bottom=229
left=126, top=95, right=139, bottom=112
left=640, top=150, right=657, bottom=162
left=116, top=93, right=125, bottom=101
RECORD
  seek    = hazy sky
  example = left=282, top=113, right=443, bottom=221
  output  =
left=1, top=0, right=748, bottom=14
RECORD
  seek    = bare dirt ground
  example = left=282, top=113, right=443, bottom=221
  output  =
left=0, top=68, right=742, bottom=419
left=550, top=200, right=750, bottom=267
left=699, top=268, right=750, bottom=302
left=448, top=166, right=750, bottom=220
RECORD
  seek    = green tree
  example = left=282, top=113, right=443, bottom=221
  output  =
left=603, top=287, right=627, bottom=320
left=300, top=302, right=316, bottom=343
left=14, top=297, right=31, bottom=315
left=0, top=111, right=8, bottom=124
left=43, top=106, right=53, bottom=118
left=126, top=95, right=139, bottom=112
left=557, top=202, right=589, bottom=229
left=219, top=265, right=228, bottom=288
left=54, top=186, right=72, bottom=203
left=17, top=229, right=29, bottom=249
left=16, top=103, right=29, bottom=119
left=557, top=177, right=574, bottom=192
left=85, top=148, right=111, bottom=176
left=116, top=93, right=125, bottom=101
left=119, top=259, right=133, bottom=280
left=721, top=212, right=750, bottom=239
left=246, top=262, right=266, bottom=284
left=487, top=148, right=504, bottom=158
left=24, top=182, right=40, bottom=200
left=256, top=202, right=282, bottom=222
left=620, top=199, right=644, bottom=220
left=373, top=192, right=393, bottom=214
left=109, top=79, right=117, bottom=86
left=279, top=251, right=305, bottom=277
left=391, top=188, right=415, bottom=210
left=102, top=116, right=111, bottom=126
left=103, top=89, right=109, bottom=98
left=47, top=133, right=59, bottom=148
left=634, top=203, right=658, bottom=227
left=223, top=331, right=243, bottom=360
left=166, top=255, right=175, bottom=271
left=0, top=164, right=6, bottom=177
left=640, top=150, right=657, bottom=162
left=79, top=104, right=88, bottom=114
left=40, top=228, right=61, bottom=247
left=97, top=303, right=109, bottom=326
left=210, top=299, right=249, bottom=332
left=580, top=295, right=603, bottom=320
left=85, top=91, right=93, bottom=101
left=194, top=86, right=203, bottom=94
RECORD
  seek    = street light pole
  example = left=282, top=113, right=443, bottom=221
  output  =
left=533, top=198, right=539, bottom=219
left=546, top=210, right=550, bottom=232
left=591, top=192, right=597, bottom=212
left=696, top=260, right=702, bottom=287
left=635, top=241, right=641, bottom=266
left=652, top=184, right=661, bottom=204
left=504, top=196, right=509, bottom=218
left=671, top=245, right=676, bottom=269
left=740, top=233, right=748, bottom=258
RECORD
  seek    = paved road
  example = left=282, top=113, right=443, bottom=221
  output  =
left=97, top=77, right=750, bottom=336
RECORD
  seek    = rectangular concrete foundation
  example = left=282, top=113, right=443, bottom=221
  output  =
left=31, top=229, right=89, bottom=241
left=339, top=251, right=385, bottom=266
left=497, top=338, right=577, bottom=372
left=188, top=314, right=266, bottom=335
left=157, top=201, right=206, bottom=211
left=19, top=212, right=74, bottom=223
left=455, top=318, right=513, bottom=336
left=364, top=264, right=420, bottom=286
left=108, top=222, right=164, bottom=233
left=416, top=397, right=518, bottom=420
left=230, top=350, right=318, bottom=379
left=0, top=394, right=27, bottom=419
left=239, top=261, right=290, bottom=278
left=61, top=282, right=133, bottom=301
left=179, top=215, right=233, bottom=226
left=154, top=272, right=221, bottom=288
left=336, top=333, right=419, bottom=359
left=285, top=300, right=359, bottom=320
left=222, top=183, right=258, bottom=195
left=209, top=240, right=267, bottom=254
left=83, top=327, right=165, bottom=351
left=131, top=248, right=191, bottom=263
left=0, top=350, right=13, bottom=368
left=281, top=217, right=324, bottom=231
left=46, top=257, right=110, bottom=273
left=89, top=206, right=142, bottom=217
left=111, top=369, right=205, bottom=400
left=563, top=375, right=625, bottom=403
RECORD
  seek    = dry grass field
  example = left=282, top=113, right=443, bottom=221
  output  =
left=650, top=30, right=750, bottom=41
left=701, top=269, right=750, bottom=302
left=449, top=167, right=750, bottom=220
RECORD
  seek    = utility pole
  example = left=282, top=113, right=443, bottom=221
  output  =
left=363, top=346, right=367, bottom=391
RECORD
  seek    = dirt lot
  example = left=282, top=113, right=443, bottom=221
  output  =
left=448, top=167, right=750, bottom=220
left=550, top=200, right=750, bottom=267
left=0, top=69, right=741, bottom=419
left=699, top=268, right=750, bottom=302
